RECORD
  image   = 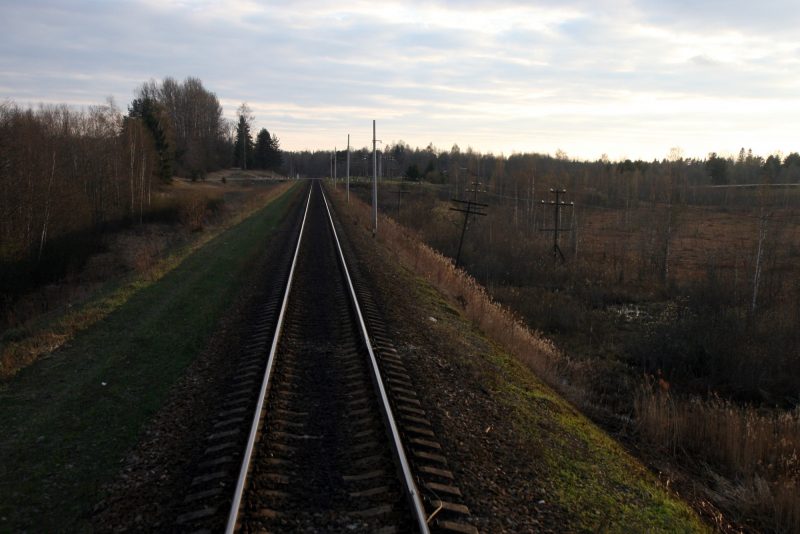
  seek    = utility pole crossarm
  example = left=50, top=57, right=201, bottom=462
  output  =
left=450, top=199, right=489, bottom=208
left=539, top=187, right=574, bottom=263
left=449, top=185, right=490, bottom=268
left=449, top=207, right=487, bottom=216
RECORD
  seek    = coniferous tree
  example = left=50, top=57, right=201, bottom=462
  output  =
left=128, top=96, right=173, bottom=182
left=133, top=77, right=225, bottom=178
left=253, top=128, right=282, bottom=170
left=406, top=163, right=421, bottom=181
left=706, top=152, right=729, bottom=185
left=763, top=154, right=782, bottom=181
left=234, top=113, right=254, bottom=169
left=268, top=132, right=282, bottom=170
left=254, top=128, right=271, bottom=169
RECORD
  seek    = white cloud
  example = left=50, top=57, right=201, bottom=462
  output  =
left=0, top=0, right=798, bottom=160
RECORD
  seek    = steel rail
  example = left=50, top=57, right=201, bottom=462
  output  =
left=224, top=184, right=313, bottom=534
left=320, top=185, right=431, bottom=534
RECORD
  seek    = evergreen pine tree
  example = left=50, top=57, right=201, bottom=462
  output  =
left=268, top=132, right=282, bottom=170
left=254, top=128, right=271, bottom=169
left=128, top=97, right=173, bottom=182
left=234, top=114, right=254, bottom=169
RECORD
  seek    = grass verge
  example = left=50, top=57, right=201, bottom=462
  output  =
left=493, top=347, right=703, bottom=532
left=0, top=181, right=294, bottom=380
left=0, top=182, right=301, bottom=532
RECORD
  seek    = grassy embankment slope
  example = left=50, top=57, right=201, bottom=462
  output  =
left=0, top=181, right=301, bottom=531
left=330, top=184, right=707, bottom=533
left=0, top=178, right=292, bottom=379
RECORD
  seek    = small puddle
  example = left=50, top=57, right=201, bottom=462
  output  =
left=607, top=303, right=651, bottom=322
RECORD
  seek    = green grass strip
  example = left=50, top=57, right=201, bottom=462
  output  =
left=1, top=182, right=294, bottom=379
left=498, top=356, right=706, bottom=533
left=0, top=183, right=300, bottom=532
left=414, top=279, right=707, bottom=533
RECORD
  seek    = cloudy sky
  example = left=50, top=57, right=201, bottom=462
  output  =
left=1, top=0, right=799, bottom=160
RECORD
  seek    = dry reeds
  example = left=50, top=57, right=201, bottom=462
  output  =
left=635, top=387, right=800, bottom=532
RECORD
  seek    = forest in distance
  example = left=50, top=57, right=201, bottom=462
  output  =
left=0, top=77, right=280, bottom=304
left=3, top=74, right=800, bottom=532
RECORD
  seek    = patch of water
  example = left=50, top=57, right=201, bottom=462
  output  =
left=607, top=303, right=651, bottom=322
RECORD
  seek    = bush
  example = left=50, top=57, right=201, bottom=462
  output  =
left=176, top=192, right=223, bottom=231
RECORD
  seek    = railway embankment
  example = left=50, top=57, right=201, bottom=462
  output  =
left=0, top=178, right=706, bottom=533
left=327, top=183, right=707, bottom=533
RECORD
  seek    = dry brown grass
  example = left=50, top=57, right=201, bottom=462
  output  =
left=176, top=191, right=212, bottom=231
left=635, top=388, right=800, bottom=532
left=578, top=204, right=800, bottom=286
left=328, top=186, right=591, bottom=404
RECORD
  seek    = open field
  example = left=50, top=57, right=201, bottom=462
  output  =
left=576, top=203, right=800, bottom=286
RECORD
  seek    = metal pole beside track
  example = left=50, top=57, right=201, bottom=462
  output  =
left=347, top=134, right=350, bottom=203
left=372, top=120, right=378, bottom=236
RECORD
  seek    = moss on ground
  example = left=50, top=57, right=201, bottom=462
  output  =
left=406, top=268, right=707, bottom=533
left=0, top=183, right=301, bottom=532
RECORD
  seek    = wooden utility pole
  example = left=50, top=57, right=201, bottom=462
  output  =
left=334, top=146, right=337, bottom=188
left=540, top=188, right=574, bottom=263
left=389, top=175, right=410, bottom=217
left=751, top=210, right=770, bottom=314
left=450, top=181, right=488, bottom=268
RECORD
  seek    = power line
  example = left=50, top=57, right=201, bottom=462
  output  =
left=387, top=177, right=410, bottom=217
left=540, top=188, right=573, bottom=263
left=449, top=181, right=488, bottom=268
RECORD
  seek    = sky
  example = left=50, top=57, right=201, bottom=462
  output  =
left=1, top=0, right=799, bottom=161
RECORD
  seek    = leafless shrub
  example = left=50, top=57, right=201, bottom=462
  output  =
left=177, top=191, right=211, bottom=231
left=112, top=230, right=169, bottom=274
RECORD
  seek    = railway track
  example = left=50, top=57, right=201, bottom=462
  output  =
left=175, top=180, right=476, bottom=533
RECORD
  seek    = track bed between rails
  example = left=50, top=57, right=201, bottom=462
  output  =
left=238, top=183, right=413, bottom=531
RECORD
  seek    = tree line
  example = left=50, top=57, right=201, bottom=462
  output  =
left=0, top=99, right=161, bottom=293
left=340, top=141, right=800, bottom=404
left=232, top=103, right=282, bottom=171
left=284, top=142, right=800, bottom=209
left=0, top=76, right=282, bottom=298
left=130, top=77, right=230, bottom=180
